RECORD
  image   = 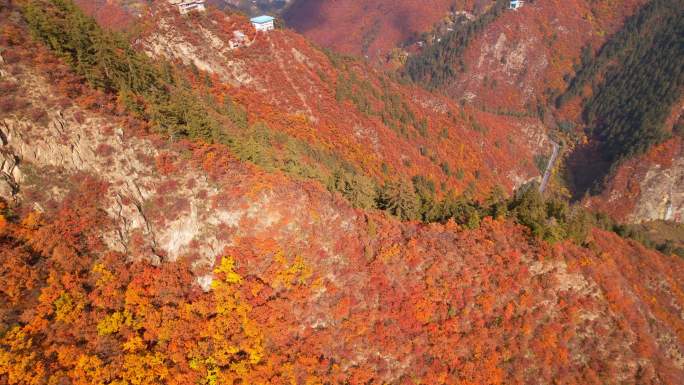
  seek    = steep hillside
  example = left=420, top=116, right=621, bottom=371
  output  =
left=132, top=1, right=554, bottom=205
left=558, top=0, right=684, bottom=200
left=406, top=0, right=648, bottom=111
left=279, top=0, right=684, bottom=226
left=401, top=0, right=684, bottom=226
left=583, top=137, right=684, bottom=223
left=2, top=13, right=684, bottom=383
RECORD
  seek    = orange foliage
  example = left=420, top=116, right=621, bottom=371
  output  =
left=130, top=5, right=546, bottom=199
left=1, top=4, right=683, bottom=385
left=2, top=192, right=683, bottom=384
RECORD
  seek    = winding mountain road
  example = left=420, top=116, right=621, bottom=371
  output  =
left=539, top=140, right=560, bottom=193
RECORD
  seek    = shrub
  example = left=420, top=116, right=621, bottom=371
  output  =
left=0, top=96, right=16, bottom=113
left=377, top=179, right=420, bottom=221
left=440, top=162, right=451, bottom=176
left=0, top=80, right=18, bottom=95
left=28, top=107, right=47, bottom=123
left=331, top=170, right=377, bottom=210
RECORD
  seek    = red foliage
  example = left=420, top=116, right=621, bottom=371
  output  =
left=1, top=108, right=683, bottom=384
left=95, top=143, right=115, bottom=157
left=154, top=152, right=178, bottom=176
left=285, top=0, right=457, bottom=61
left=72, top=0, right=135, bottom=31
left=452, top=0, right=647, bottom=111
left=129, top=5, right=548, bottom=199
left=1, top=5, right=682, bottom=384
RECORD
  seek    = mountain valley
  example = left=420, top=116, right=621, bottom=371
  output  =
left=0, top=0, right=683, bottom=384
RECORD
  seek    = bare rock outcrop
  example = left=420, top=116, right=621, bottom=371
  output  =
left=139, top=4, right=257, bottom=87
left=0, top=57, right=363, bottom=281
left=585, top=138, right=684, bottom=223
left=631, top=155, right=684, bottom=223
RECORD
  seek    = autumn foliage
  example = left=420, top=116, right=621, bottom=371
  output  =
left=2, top=187, right=683, bottom=384
left=1, top=2, right=683, bottom=384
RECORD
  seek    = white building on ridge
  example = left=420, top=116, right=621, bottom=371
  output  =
left=169, top=0, right=206, bottom=15
left=509, top=0, right=524, bottom=10
left=250, top=15, right=275, bottom=32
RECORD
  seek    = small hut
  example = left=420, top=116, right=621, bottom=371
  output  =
left=250, top=15, right=275, bottom=32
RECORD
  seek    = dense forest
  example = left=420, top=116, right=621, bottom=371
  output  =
left=2, top=1, right=684, bottom=384
left=17, top=0, right=682, bottom=254
left=1, top=180, right=681, bottom=384
left=558, top=0, right=684, bottom=191
left=23, top=0, right=223, bottom=142
left=403, top=0, right=508, bottom=89
left=21, top=0, right=383, bottom=212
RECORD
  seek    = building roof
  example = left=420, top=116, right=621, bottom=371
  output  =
left=250, top=15, right=275, bottom=24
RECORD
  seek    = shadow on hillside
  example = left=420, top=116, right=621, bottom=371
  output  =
left=283, top=0, right=327, bottom=33
left=565, top=142, right=613, bottom=201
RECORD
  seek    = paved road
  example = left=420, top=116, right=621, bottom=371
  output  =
left=539, top=140, right=560, bottom=193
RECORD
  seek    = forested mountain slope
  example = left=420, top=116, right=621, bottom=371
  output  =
left=406, top=0, right=648, bottom=111
left=130, top=2, right=554, bottom=208
left=1, top=3, right=684, bottom=383
left=557, top=0, right=684, bottom=200
left=281, top=0, right=684, bottom=224
left=402, top=0, right=684, bottom=224
left=70, top=1, right=684, bottom=225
